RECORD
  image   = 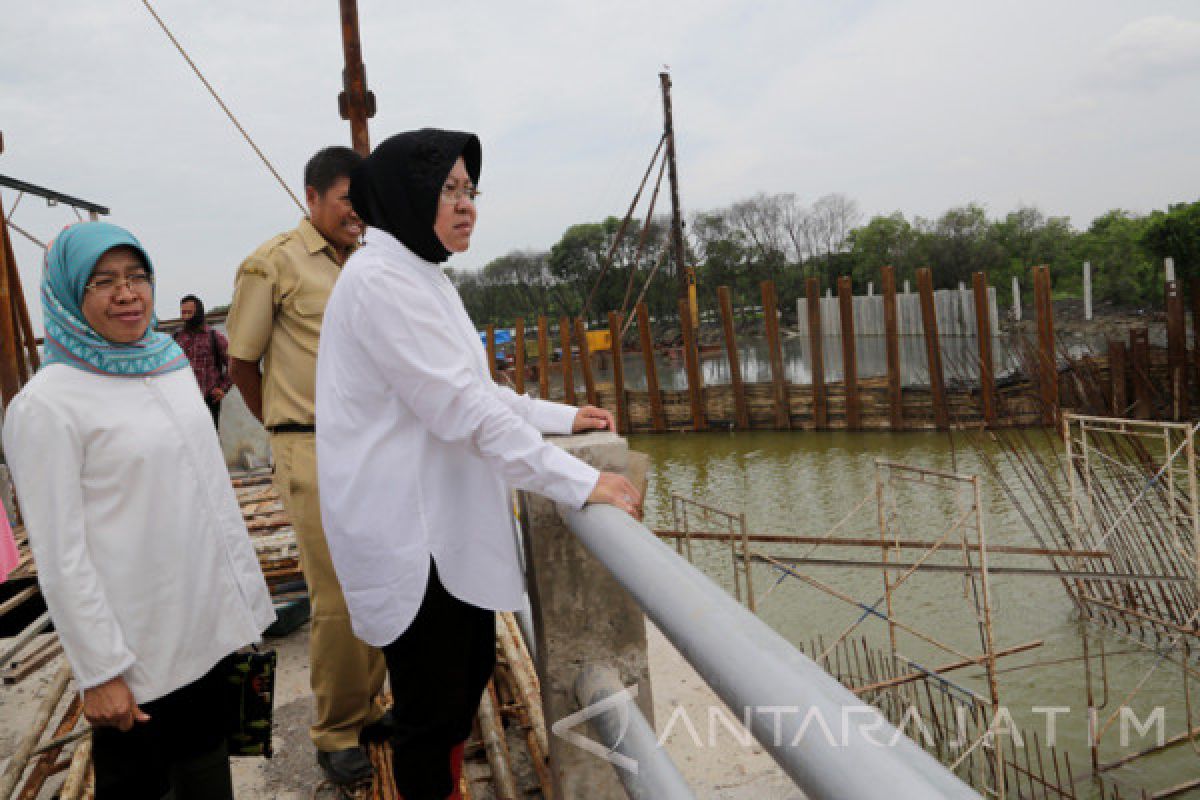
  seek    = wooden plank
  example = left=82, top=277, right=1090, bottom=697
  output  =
left=485, top=324, right=498, bottom=383
left=559, top=316, right=576, bottom=406
left=607, top=311, right=629, bottom=434
left=1192, top=280, right=1200, bottom=404
left=760, top=280, right=791, bottom=429
left=805, top=277, right=827, bottom=429
left=537, top=315, right=550, bottom=399
left=916, top=267, right=949, bottom=430
left=1108, top=340, right=1127, bottom=417
left=880, top=266, right=902, bottom=430
left=513, top=317, right=526, bottom=395
left=678, top=298, right=707, bottom=431
left=1165, top=278, right=1188, bottom=419
left=636, top=302, right=666, bottom=431
left=972, top=272, right=996, bottom=426
left=1129, top=327, right=1153, bottom=419
left=574, top=317, right=598, bottom=407
left=837, top=276, right=860, bottom=429
left=1033, top=265, right=1058, bottom=426
left=717, top=286, right=750, bottom=429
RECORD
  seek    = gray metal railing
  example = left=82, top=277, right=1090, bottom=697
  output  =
left=562, top=503, right=981, bottom=800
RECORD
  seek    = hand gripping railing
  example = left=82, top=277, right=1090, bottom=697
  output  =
left=561, top=503, right=981, bottom=800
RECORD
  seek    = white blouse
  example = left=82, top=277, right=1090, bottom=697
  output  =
left=315, top=227, right=599, bottom=647
left=2, top=365, right=275, bottom=703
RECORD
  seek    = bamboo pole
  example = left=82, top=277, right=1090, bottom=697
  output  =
left=805, top=277, right=827, bottom=429
left=916, top=268, right=949, bottom=430
left=0, top=195, right=22, bottom=407
left=1034, top=265, right=1059, bottom=426
left=717, top=286, right=749, bottom=429
left=607, top=311, right=628, bottom=434
left=881, top=266, right=902, bottom=430
left=477, top=682, right=518, bottom=800
left=3, top=222, right=38, bottom=376
left=559, top=315, right=576, bottom=406
left=496, top=614, right=549, bottom=757
left=537, top=316, right=550, bottom=399
left=574, top=318, right=597, bottom=407
left=972, top=272, right=996, bottom=426
left=760, top=280, right=791, bottom=429
left=838, top=276, right=860, bottom=430
left=0, top=662, right=72, bottom=800
left=57, top=734, right=91, bottom=800
left=513, top=317, right=526, bottom=395
left=485, top=324, right=498, bottom=383
left=636, top=303, right=665, bottom=431
left=678, top=298, right=706, bottom=431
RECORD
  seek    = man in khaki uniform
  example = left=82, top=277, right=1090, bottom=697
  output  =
left=226, top=146, right=387, bottom=787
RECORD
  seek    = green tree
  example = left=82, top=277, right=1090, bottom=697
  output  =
left=1074, top=210, right=1156, bottom=306
left=1140, top=199, right=1200, bottom=283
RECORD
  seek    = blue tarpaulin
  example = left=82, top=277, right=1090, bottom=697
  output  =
left=478, top=329, right=514, bottom=346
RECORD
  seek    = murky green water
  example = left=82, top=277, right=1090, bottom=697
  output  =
left=631, top=430, right=1199, bottom=798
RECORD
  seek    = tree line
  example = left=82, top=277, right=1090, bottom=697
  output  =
left=449, top=196, right=1200, bottom=330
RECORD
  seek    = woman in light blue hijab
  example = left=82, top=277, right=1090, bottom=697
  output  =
left=3, top=222, right=275, bottom=799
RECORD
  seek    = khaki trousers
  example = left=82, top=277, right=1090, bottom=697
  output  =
left=272, top=432, right=387, bottom=752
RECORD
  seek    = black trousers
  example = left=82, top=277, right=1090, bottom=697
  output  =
left=382, top=562, right=496, bottom=800
left=92, top=659, right=233, bottom=800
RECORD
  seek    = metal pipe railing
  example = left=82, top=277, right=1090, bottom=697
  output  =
left=573, top=665, right=696, bottom=800
left=562, top=504, right=981, bottom=800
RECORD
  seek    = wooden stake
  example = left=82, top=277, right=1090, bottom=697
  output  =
left=973, top=272, right=996, bottom=426
left=881, top=266, right=903, bottom=430
left=805, top=277, right=827, bottom=429
left=513, top=317, right=526, bottom=395
left=1109, top=340, right=1127, bottom=416
left=916, top=268, right=949, bottom=430
left=717, top=286, right=749, bottom=429
left=1165, top=278, right=1188, bottom=419
left=485, top=324, right=498, bottom=383
left=537, top=316, right=550, bottom=399
left=838, top=276, right=860, bottom=430
left=1129, top=328, right=1152, bottom=419
left=637, top=303, right=666, bottom=431
left=1034, top=265, right=1059, bottom=426
left=608, top=311, right=628, bottom=434
left=760, top=280, right=791, bottom=429
left=574, top=318, right=597, bottom=406
left=0, top=193, right=22, bottom=408
left=559, top=315, right=576, bottom=405
left=678, top=298, right=706, bottom=431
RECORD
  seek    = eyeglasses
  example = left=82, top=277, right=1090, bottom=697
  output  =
left=440, top=184, right=481, bottom=205
left=84, top=272, right=154, bottom=296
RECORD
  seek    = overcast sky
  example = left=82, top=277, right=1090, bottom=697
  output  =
left=3, top=1, right=1199, bottom=332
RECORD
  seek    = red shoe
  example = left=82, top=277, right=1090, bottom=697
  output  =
left=447, top=741, right=466, bottom=800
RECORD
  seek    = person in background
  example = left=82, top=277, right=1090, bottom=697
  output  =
left=316, top=129, right=642, bottom=799
left=225, top=146, right=387, bottom=788
left=174, top=294, right=232, bottom=430
left=2, top=221, right=274, bottom=799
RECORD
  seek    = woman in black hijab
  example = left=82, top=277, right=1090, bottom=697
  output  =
left=315, top=129, right=641, bottom=798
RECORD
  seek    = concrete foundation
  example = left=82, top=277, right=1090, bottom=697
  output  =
left=520, top=431, right=652, bottom=800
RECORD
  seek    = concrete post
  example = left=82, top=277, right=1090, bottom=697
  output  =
left=903, top=279, right=911, bottom=294
left=1083, top=261, right=1093, bottom=321
left=1166, top=257, right=1176, bottom=283
left=1012, top=276, right=1022, bottom=322
left=520, top=432, right=653, bottom=800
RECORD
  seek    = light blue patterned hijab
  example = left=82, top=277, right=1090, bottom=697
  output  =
left=41, top=222, right=187, bottom=376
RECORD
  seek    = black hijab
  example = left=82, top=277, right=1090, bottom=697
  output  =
left=349, top=128, right=482, bottom=264
left=181, top=293, right=206, bottom=332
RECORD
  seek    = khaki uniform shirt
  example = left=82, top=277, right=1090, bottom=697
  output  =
left=226, top=219, right=349, bottom=429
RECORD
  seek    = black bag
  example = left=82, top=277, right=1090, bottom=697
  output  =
left=220, top=648, right=277, bottom=758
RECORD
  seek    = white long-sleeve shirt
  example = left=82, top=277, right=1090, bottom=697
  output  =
left=315, top=227, right=600, bottom=647
left=2, top=365, right=275, bottom=703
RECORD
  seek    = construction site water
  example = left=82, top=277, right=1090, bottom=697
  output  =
left=632, top=430, right=1199, bottom=799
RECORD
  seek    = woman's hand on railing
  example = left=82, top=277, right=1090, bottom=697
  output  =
left=83, top=675, right=150, bottom=731
left=572, top=405, right=616, bottom=433
left=588, top=472, right=643, bottom=520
